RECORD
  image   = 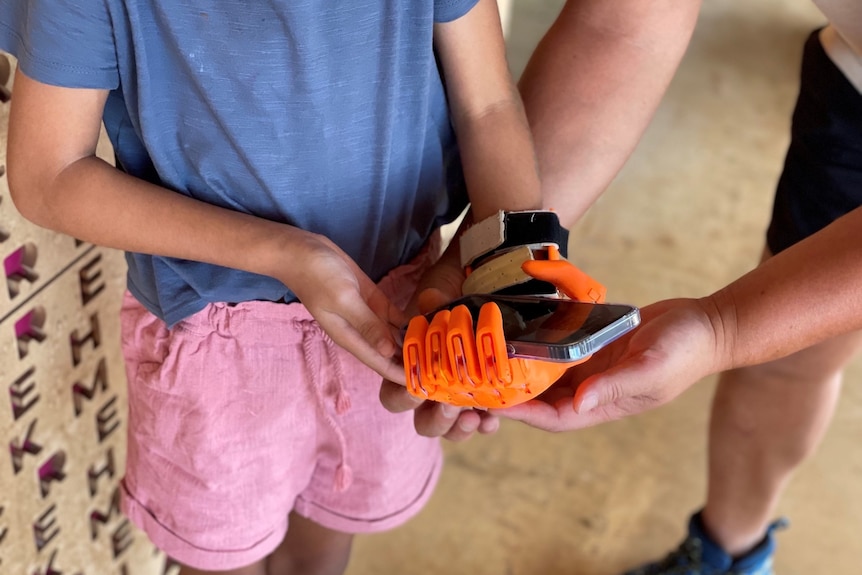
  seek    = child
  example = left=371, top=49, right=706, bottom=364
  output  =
left=1, top=1, right=543, bottom=573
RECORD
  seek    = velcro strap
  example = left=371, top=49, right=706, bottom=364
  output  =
left=459, top=210, right=568, bottom=269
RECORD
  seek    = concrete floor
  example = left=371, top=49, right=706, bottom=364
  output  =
left=347, top=1, right=862, bottom=574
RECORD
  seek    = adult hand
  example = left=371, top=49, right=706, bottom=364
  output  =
left=379, top=382, right=501, bottom=441
left=494, top=297, right=727, bottom=431
left=379, top=245, right=501, bottom=441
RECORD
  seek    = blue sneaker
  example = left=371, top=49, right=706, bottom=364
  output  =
left=623, top=512, right=788, bottom=575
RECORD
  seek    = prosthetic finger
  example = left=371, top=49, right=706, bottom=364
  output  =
left=446, top=305, right=484, bottom=390
left=476, top=301, right=513, bottom=387
left=521, top=258, right=606, bottom=303
left=403, top=303, right=577, bottom=408
left=426, top=309, right=453, bottom=385
left=403, top=315, right=430, bottom=398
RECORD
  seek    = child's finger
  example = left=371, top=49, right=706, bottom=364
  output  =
left=350, top=258, right=409, bottom=328
left=319, top=309, right=405, bottom=384
left=418, top=287, right=453, bottom=314
left=338, top=291, right=400, bottom=356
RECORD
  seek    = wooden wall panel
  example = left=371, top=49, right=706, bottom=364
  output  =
left=0, top=51, right=169, bottom=575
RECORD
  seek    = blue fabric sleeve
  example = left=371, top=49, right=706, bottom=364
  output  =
left=434, top=0, right=481, bottom=23
left=0, top=0, right=119, bottom=89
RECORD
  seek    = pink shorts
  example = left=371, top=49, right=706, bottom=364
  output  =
left=119, top=250, right=442, bottom=571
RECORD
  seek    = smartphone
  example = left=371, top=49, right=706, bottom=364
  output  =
left=420, top=295, right=640, bottom=362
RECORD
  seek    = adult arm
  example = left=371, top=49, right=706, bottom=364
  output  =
left=500, top=207, right=862, bottom=430
left=520, top=0, right=701, bottom=225
left=381, top=0, right=704, bottom=438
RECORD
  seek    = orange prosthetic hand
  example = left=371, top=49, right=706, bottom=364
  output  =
left=403, top=249, right=607, bottom=408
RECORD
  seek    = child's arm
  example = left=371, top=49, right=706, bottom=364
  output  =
left=433, top=0, right=542, bottom=221
left=407, top=0, right=546, bottom=313
left=386, top=1, right=548, bottom=433
left=7, top=71, right=406, bottom=383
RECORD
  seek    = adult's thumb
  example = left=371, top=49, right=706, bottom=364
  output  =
left=572, top=356, right=651, bottom=413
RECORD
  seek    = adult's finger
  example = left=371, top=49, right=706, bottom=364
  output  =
left=493, top=395, right=619, bottom=432
left=492, top=397, right=569, bottom=432
left=441, top=409, right=483, bottom=442
left=414, top=401, right=466, bottom=439
left=573, top=346, right=672, bottom=414
left=477, top=411, right=500, bottom=434
left=379, top=379, right=424, bottom=413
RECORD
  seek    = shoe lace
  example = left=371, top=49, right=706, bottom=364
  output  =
left=662, top=538, right=703, bottom=574
left=637, top=538, right=730, bottom=575
left=631, top=517, right=786, bottom=575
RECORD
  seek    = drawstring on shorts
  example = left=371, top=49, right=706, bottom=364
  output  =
left=296, top=319, right=354, bottom=492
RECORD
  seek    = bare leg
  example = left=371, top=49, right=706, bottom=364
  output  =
left=180, top=560, right=266, bottom=575
left=703, top=249, right=862, bottom=556
left=266, top=512, right=354, bottom=575
left=178, top=512, right=352, bottom=575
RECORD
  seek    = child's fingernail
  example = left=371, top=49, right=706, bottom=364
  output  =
left=578, top=393, right=598, bottom=413
left=441, top=404, right=459, bottom=418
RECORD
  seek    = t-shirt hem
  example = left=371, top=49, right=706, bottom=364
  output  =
left=434, top=0, right=480, bottom=23
left=127, top=281, right=207, bottom=330
left=0, top=21, right=119, bottom=89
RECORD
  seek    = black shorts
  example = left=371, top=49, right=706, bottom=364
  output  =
left=766, top=29, right=862, bottom=255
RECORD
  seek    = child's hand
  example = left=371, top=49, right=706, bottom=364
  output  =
left=285, top=232, right=408, bottom=384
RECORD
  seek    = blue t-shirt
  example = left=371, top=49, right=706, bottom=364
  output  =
left=0, top=1, right=474, bottom=326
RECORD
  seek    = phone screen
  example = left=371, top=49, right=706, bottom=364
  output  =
left=435, top=295, right=638, bottom=346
